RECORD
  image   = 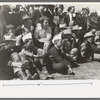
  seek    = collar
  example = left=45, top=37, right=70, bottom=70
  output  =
left=54, top=45, right=59, bottom=50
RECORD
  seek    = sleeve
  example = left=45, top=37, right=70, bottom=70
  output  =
left=22, top=50, right=33, bottom=57
left=34, top=26, right=40, bottom=39
left=49, top=49, right=64, bottom=63
left=38, top=27, right=52, bottom=42
left=81, top=42, right=87, bottom=51
left=80, top=42, right=87, bottom=57
left=46, top=27, right=52, bottom=40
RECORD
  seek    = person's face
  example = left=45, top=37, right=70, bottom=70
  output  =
left=43, top=20, right=49, bottom=27
left=82, top=9, right=87, bottom=15
left=70, top=7, right=75, bottom=13
left=65, top=34, right=72, bottom=40
left=91, top=29, right=96, bottom=34
left=29, top=6, right=33, bottom=11
left=58, top=8, right=63, bottom=14
left=24, top=19, right=32, bottom=28
left=72, top=33, right=76, bottom=37
left=39, top=6, right=45, bottom=11
left=87, top=37, right=93, bottom=42
left=8, top=28, right=15, bottom=34
left=56, top=39, right=62, bottom=48
left=82, top=9, right=85, bottom=15
left=62, top=39, right=70, bottom=50
left=11, top=53, right=21, bottom=62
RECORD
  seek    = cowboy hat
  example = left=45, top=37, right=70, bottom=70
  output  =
left=22, top=14, right=32, bottom=22
left=62, top=28, right=72, bottom=35
left=84, top=31, right=94, bottom=38
left=6, top=24, right=15, bottom=29
left=59, top=23, right=67, bottom=29
left=3, top=34, right=16, bottom=43
left=72, top=25, right=82, bottom=31
left=39, top=16, right=49, bottom=21
left=52, top=33, right=62, bottom=44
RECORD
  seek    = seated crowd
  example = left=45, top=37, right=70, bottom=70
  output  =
left=0, top=4, right=100, bottom=80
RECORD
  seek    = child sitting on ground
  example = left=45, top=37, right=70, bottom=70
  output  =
left=8, top=52, right=32, bottom=80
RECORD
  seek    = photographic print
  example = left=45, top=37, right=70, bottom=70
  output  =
left=0, top=2, right=100, bottom=81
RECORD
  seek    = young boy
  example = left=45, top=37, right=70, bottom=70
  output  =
left=9, top=52, right=31, bottom=80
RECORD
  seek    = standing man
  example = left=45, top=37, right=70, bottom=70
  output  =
left=65, top=6, right=75, bottom=27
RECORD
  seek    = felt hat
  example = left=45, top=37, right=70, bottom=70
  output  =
left=6, top=24, right=15, bottom=29
left=22, top=33, right=32, bottom=42
left=52, top=33, right=62, bottom=44
left=22, top=14, right=32, bottom=22
left=62, top=28, right=72, bottom=35
left=72, top=25, right=82, bottom=30
left=39, top=16, right=49, bottom=21
left=3, top=34, right=16, bottom=43
left=84, top=31, right=94, bottom=38
left=59, top=23, right=67, bottom=29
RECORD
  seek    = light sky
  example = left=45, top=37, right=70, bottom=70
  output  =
left=63, top=3, right=100, bottom=15
left=1, top=2, right=100, bottom=15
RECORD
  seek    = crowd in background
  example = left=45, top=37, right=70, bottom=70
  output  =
left=0, top=4, right=100, bottom=80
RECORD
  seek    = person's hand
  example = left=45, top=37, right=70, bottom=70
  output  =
left=7, top=61, right=13, bottom=67
left=38, top=49, right=43, bottom=52
left=30, top=26, right=34, bottom=31
left=37, top=49, right=44, bottom=56
left=32, top=54, right=38, bottom=58
left=69, top=21, right=74, bottom=26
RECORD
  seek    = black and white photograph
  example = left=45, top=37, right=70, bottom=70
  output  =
left=0, top=2, right=100, bottom=80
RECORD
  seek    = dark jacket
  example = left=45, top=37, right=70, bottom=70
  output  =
left=48, top=46, right=66, bottom=63
left=80, top=40, right=94, bottom=60
left=31, top=9, right=43, bottom=26
left=47, top=46, right=74, bottom=63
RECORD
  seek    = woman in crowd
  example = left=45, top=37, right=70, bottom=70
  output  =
left=34, top=16, right=52, bottom=54
left=2, top=4, right=100, bottom=80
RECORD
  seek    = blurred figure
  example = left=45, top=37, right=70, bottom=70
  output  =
left=34, top=16, right=52, bottom=54
left=45, top=33, right=75, bottom=75
left=15, top=14, right=33, bottom=52
left=0, top=6, right=6, bottom=44
left=31, top=5, right=45, bottom=26
left=61, top=29, right=78, bottom=61
left=89, top=10, right=98, bottom=31
left=65, top=6, right=75, bottom=27
left=3, top=24, right=15, bottom=41
left=80, top=31, right=94, bottom=61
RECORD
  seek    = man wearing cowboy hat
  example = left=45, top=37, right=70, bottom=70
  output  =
left=61, top=28, right=78, bottom=62
left=3, top=24, right=15, bottom=41
left=45, top=33, right=75, bottom=75
left=15, top=14, right=44, bottom=52
left=80, top=31, right=95, bottom=61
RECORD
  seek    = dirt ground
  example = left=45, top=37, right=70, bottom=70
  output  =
left=52, top=54, right=100, bottom=80
left=0, top=54, right=100, bottom=80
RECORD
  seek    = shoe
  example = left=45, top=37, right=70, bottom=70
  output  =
left=68, top=72, right=75, bottom=75
left=31, top=73, right=39, bottom=80
left=45, top=75, right=54, bottom=80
